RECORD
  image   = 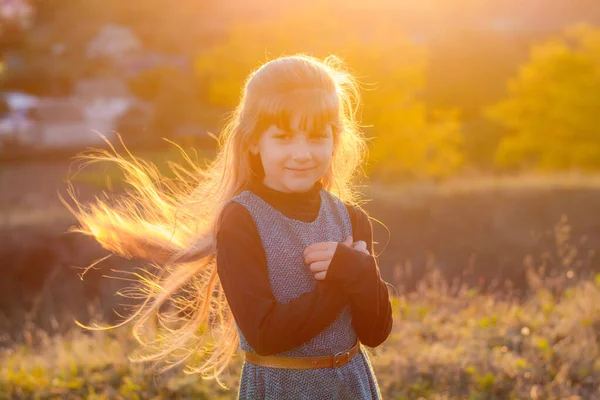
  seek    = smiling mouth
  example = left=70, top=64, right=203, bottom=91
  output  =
left=288, top=167, right=314, bottom=172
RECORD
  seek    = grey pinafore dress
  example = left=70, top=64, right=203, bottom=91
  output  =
left=229, top=188, right=382, bottom=400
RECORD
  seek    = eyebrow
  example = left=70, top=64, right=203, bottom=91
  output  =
left=272, top=126, right=332, bottom=136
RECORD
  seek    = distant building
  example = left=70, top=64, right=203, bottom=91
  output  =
left=0, top=0, right=33, bottom=30
left=25, top=97, right=89, bottom=148
left=0, top=77, right=149, bottom=150
left=0, top=91, right=38, bottom=148
left=76, top=77, right=137, bottom=141
left=83, top=23, right=190, bottom=78
left=85, top=24, right=142, bottom=61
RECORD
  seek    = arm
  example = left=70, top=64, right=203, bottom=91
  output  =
left=325, top=206, right=393, bottom=348
left=216, top=202, right=349, bottom=356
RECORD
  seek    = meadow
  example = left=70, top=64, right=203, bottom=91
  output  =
left=1, top=155, right=599, bottom=399
left=2, top=239, right=599, bottom=399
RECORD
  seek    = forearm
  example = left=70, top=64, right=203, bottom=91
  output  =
left=326, top=244, right=393, bottom=347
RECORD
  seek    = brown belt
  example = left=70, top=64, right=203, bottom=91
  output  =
left=244, top=340, right=361, bottom=370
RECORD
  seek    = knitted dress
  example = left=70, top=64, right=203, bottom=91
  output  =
left=228, top=188, right=382, bottom=400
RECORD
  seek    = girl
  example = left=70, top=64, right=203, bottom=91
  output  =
left=67, top=54, right=393, bottom=399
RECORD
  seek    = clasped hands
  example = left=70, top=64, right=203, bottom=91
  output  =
left=303, top=236, right=369, bottom=281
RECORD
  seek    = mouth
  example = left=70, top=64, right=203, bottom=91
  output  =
left=287, top=167, right=314, bottom=172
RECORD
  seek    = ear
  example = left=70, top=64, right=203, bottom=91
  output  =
left=250, top=144, right=259, bottom=155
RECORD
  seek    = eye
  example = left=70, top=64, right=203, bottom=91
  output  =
left=309, top=132, right=330, bottom=140
left=274, top=133, right=292, bottom=141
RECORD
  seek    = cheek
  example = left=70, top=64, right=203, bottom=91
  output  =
left=259, top=143, right=286, bottom=167
left=315, top=142, right=334, bottom=163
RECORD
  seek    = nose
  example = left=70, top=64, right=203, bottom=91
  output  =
left=292, top=139, right=312, bottom=162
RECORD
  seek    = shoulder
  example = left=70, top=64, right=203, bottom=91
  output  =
left=322, top=190, right=370, bottom=225
left=342, top=201, right=375, bottom=252
left=343, top=201, right=371, bottom=229
left=344, top=202, right=369, bottom=220
left=333, top=197, right=373, bottom=244
left=215, top=199, right=268, bottom=258
left=217, top=199, right=256, bottom=236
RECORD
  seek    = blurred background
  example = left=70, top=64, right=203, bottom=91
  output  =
left=1, top=0, right=600, bottom=398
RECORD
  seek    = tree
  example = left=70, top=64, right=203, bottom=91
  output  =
left=486, top=24, right=600, bottom=171
left=194, top=4, right=464, bottom=181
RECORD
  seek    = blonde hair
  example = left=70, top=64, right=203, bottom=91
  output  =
left=64, top=54, right=369, bottom=387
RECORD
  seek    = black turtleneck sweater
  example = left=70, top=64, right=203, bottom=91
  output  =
left=215, top=178, right=393, bottom=356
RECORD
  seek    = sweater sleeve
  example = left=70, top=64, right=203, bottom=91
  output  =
left=216, top=201, right=349, bottom=356
left=325, top=204, right=394, bottom=348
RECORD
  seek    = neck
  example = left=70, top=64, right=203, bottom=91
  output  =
left=248, top=175, right=322, bottom=197
left=254, top=175, right=322, bottom=194
left=246, top=175, right=323, bottom=222
left=262, top=181, right=317, bottom=194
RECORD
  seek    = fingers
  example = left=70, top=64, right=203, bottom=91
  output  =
left=305, top=236, right=361, bottom=281
left=305, top=237, right=350, bottom=281
left=304, top=250, right=333, bottom=264
left=353, top=240, right=369, bottom=254
left=304, top=241, right=335, bottom=256
left=309, top=260, right=329, bottom=273
left=314, top=271, right=327, bottom=280
left=303, top=236, right=352, bottom=257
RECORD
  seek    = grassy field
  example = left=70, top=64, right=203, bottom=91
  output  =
left=2, top=156, right=600, bottom=399
left=2, top=259, right=599, bottom=399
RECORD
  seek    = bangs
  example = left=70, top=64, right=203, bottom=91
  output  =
left=254, top=89, right=340, bottom=134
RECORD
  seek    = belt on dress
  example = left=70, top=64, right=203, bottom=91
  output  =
left=244, top=339, right=361, bottom=370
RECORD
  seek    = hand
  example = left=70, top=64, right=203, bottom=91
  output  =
left=351, top=240, right=370, bottom=255
left=304, top=236, right=353, bottom=281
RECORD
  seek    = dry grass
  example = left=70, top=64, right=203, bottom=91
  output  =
left=2, top=169, right=600, bottom=399
left=2, top=221, right=600, bottom=400
left=2, top=273, right=599, bottom=399
left=367, top=171, right=600, bottom=206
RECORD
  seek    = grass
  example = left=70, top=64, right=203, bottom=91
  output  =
left=67, top=144, right=217, bottom=191
left=2, top=221, right=600, bottom=399
left=2, top=270, right=599, bottom=399
left=3, top=163, right=600, bottom=398
left=367, top=171, right=600, bottom=206
left=5, top=168, right=597, bottom=229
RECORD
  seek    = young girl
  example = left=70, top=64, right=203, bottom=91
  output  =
left=67, top=54, right=393, bottom=399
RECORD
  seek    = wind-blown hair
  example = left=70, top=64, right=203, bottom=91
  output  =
left=64, top=54, right=369, bottom=386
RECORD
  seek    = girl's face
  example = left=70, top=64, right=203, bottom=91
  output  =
left=250, top=117, right=334, bottom=193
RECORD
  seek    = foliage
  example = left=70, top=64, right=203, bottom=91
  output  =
left=194, top=5, right=464, bottom=181
left=4, top=2, right=600, bottom=176
left=486, top=24, right=600, bottom=171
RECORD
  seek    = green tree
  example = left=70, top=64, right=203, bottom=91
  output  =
left=195, top=5, right=464, bottom=181
left=486, top=24, right=600, bottom=171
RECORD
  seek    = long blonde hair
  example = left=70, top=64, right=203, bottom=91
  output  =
left=64, top=54, right=369, bottom=386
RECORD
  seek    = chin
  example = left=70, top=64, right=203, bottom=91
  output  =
left=285, top=179, right=318, bottom=193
